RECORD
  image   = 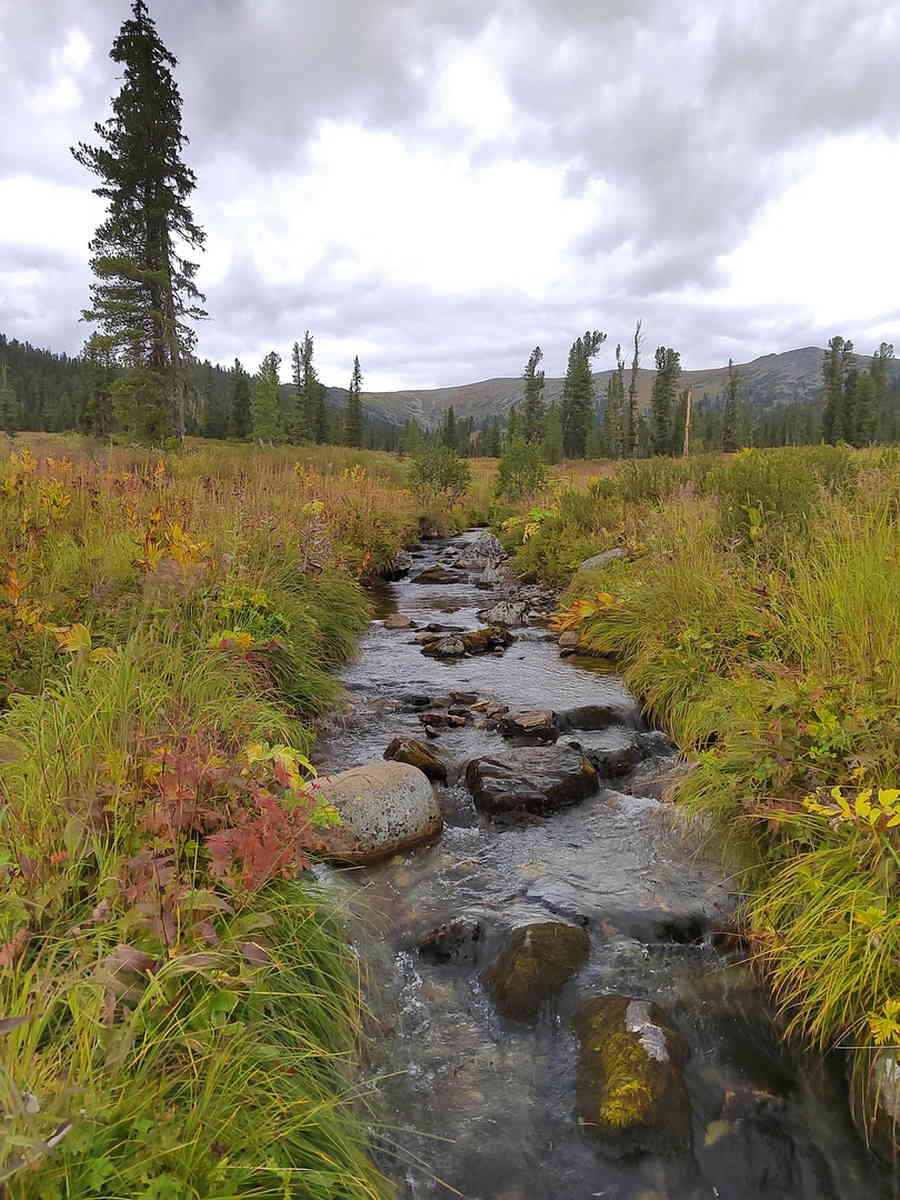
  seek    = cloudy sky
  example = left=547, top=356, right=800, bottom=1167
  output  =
left=2, top=0, right=899, bottom=390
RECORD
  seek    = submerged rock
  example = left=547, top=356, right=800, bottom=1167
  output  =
left=317, top=761, right=442, bottom=864
left=384, top=737, right=448, bottom=781
left=486, top=921, right=589, bottom=1021
left=558, top=701, right=643, bottom=731
left=417, top=917, right=482, bottom=964
left=384, top=613, right=415, bottom=630
left=478, top=599, right=529, bottom=627
left=497, top=709, right=559, bottom=742
left=465, top=745, right=598, bottom=817
left=422, top=626, right=515, bottom=658
left=562, top=730, right=645, bottom=777
left=575, top=994, right=691, bottom=1157
left=425, top=635, right=467, bottom=657
left=413, top=564, right=467, bottom=585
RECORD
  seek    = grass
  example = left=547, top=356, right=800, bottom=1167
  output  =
left=0, top=439, right=422, bottom=1196
left=500, top=445, right=900, bottom=1151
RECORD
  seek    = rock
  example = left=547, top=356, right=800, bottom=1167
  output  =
left=413, top=565, right=467, bottom=585
left=620, top=756, right=681, bottom=800
left=398, top=692, right=432, bottom=709
left=384, top=737, right=448, bottom=781
left=418, top=710, right=467, bottom=728
left=382, top=549, right=414, bottom=580
left=497, top=710, right=559, bottom=742
left=383, top=613, right=415, bottom=630
left=580, top=548, right=627, bottom=571
left=575, top=994, right=691, bottom=1157
left=317, top=762, right=442, bottom=864
left=558, top=701, right=643, bottom=732
left=866, top=1049, right=900, bottom=1164
left=478, top=600, right=529, bottom=627
left=563, top=730, right=645, bottom=777
left=450, top=691, right=479, bottom=705
left=558, top=631, right=580, bottom=650
left=425, top=636, right=467, bottom=657
left=417, top=917, right=482, bottom=964
left=486, top=922, right=589, bottom=1022
left=414, top=631, right=440, bottom=644
left=465, top=745, right=598, bottom=818
left=478, top=564, right=509, bottom=588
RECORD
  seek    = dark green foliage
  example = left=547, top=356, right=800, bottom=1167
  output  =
left=854, top=371, right=877, bottom=446
left=650, top=346, right=681, bottom=455
left=441, top=404, right=458, bottom=450
left=487, top=416, right=502, bottom=457
left=229, top=358, right=251, bottom=439
left=506, top=403, right=520, bottom=444
left=722, top=358, right=740, bottom=452
left=542, top=403, right=563, bottom=464
left=522, top=346, right=545, bottom=443
left=409, top=444, right=471, bottom=502
left=625, top=320, right=642, bottom=458
left=494, top=435, right=547, bottom=500
left=0, top=361, right=20, bottom=432
left=251, top=351, right=281, bottom=441
left=562, top=330, right=606, bottom=458
left=822, top=336, right=855, bottom=445
left=345, top=355, right=363, bottom=447
left=71, top=0, right=205, bottom=440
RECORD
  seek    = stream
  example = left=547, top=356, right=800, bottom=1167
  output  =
left=314, top=530, right=887, bottom=1200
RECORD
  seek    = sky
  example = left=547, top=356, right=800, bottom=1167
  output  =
left=1, top=0, right=899, bottom=391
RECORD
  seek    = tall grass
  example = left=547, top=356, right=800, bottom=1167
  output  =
left=0, top=441, right=410, bottom=1196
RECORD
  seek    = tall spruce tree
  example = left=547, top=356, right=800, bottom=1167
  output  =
left=722, top=358, right=740, bottom=452
left=230, top=358, right=251, bottom=438
left=870, top=342, right=894, bottom=424
left=78, top=334, right=116, bottom=436
left=72, top=0, right=205, bottom=441
left=251, top=351, right=281, bottom=442
left=441, top=405, right=458, bottom=450
left=562, top=329, right=605, bottom=457
left=650, top=346, right=681, bottom=455
left=854, top=371, right=877, bottom=446
left=625, top=320, right=642, bottom=458
left=0, top=362, right=18, bottom=432
left=487, top=416, right=502, bottom=457
left=522, top=346, right=545, bottom=443
left=345, top=355, right=363, bottom=447
left=298, top=331, right=319, bottom=437
left=290, top=340, right=305, bottom=440
left=542, top=403, right=563, bottom=464
left=822, top=336, right=854, bottom=444
left=603, top=344, right=626, bottom=458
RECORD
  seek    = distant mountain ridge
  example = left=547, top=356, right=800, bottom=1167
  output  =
left=328, top=347, right=892, bottom=430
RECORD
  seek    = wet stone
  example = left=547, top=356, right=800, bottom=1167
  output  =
left=486, top=921, right=590, bottom=1022
left=417, top=917, right=482, bottom=965
left=575, top=994, right=691, bottom=1157
left=558, top=701, right=643, bottom=732
left=413, top=564, right=468, bottom=584
left=384, top=737, right=448, bottom=781
left=497, top=709, right=559, bottom=742
left=383, top=613, right=415, bottom=629
left=465, top=745, right=598, bottom=818
left=316, top=761, right=442, bottom=864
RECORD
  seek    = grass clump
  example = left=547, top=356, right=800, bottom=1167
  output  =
left=0, top=440, right=412, bottom=1197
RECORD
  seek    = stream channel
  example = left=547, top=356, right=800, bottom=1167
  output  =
left=314, top=530, right=887, bottom=1200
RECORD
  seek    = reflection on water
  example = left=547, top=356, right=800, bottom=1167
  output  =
left=315, top=533, right=887, bottom=1200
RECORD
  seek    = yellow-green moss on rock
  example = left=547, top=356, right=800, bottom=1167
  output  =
left=486, top=921, right=589, bottom=1021
left=576, top=994, right=691, bottom=1157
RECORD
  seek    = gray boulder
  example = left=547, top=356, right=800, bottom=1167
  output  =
left=317, top=762, right=441, bottom=863
left=465, top=745, right=598, bottom=817
left=558, top=701, right=643, bottom=731
left=383, top=613, right=415, bottom=630
left=413, top=564, right=467, bottom=584
left=497, top=709, right=559, bottom=742
left=478, top=600, right=529, bottom=627
left=579, top=547, right=627, bottom=571
left=477, top=564, right=510, bottom=589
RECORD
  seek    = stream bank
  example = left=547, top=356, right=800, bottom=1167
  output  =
left=314, top=530, right=887, bottom=1200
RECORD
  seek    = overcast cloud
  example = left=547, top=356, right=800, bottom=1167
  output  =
left=1, top=0, right=899, bottom=388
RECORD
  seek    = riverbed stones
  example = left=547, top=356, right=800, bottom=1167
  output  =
left=562, top=730, right=645, bottom=777
left=558, top=700, right=643, bottom=731
left=575, top=994, right=691, bottom=1157
left=477, top=564, right=510, bottom=589
left=413, top=564, right=467, bottom=585
left=486, top=921, right=589, bottom=1022
left=384, top=737, right=448, bottom=781
left=417, top=917, right=482, bottom=964
left=425, top=635, right=467, bottom=657
left=497, top=709, right=559, bottom=742
left=316, top=761, right=442, bottom=863
left=384, top=613, right=415, bottom=630
left=465, top=745, right=598, bottom=817
left=477, top=599, right=529, bottom=627
left=558, top=631, right=580, bottom=650
left=422, top=627, right=515, bottom=658
left=579, top=547, right=627, bottom=572
left=382, top=549, right=414, bottom=580
left=418, top=710, right=468, bottom=729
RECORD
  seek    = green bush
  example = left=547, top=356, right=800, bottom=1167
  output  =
left=408, top=445, right=471, bottom=504
left=494, top=436, right=547, bottom=501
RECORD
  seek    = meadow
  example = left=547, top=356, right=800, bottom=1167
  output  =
left=499, top=444, right=900, bottom=1150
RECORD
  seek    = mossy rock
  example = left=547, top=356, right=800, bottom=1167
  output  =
left=575, top=994, right=691, bottom=1157
left=486, top=922, right=589, bottom=1021
left=383, top=736, right=448, bottom=781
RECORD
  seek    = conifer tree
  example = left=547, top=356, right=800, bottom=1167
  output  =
left=722, top=358, right=740, bottom=452
left=603, top=344, right=626, bottom=458
left=870, top=342, right=894, bottom=426
left=290, top=340, right=305, bottom=441
left=402, top=418, right=422, bottom=455
left=487, top=416, right=502, bottom=457
left=562, top=330, right=605, bottom=457
left=854, top=371, right=877, bottom=446
left=625, top=320, right=642, bottom=458
left=0, top=362, right=18, bottom=432
left=506, top=403, right=520, bottom=444
left=822, top=336, right=855, bottom=444
left=251, top=351, right=281, bottom=442
left=650, top=346, right=681, bottom=455
left=522, top=346, right=545, bottom=443
left=542, top=403, right=563, bottom=464
left=298, top=331, right=319, bottom=437
left=313, top=383, right=329, bottom=443
left=441, top=405, right=458, bottom=450
left=345, top=355, right=363, bottom=447
left=230, top=358, right=251, bottom=438
left=72, top=0, right=205, bottom=441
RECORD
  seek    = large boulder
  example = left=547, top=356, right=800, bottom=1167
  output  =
left=477, top=564, right=510, bottom=589
left=465, top=745, right=598, bottom=817
left=413, top=564, right=467, bottom=585
left=579, top=548, right=627, bottom=571
left=383, top=612, right=415, bottom=630
left=562, top=729, right=646, bottom=777
left=383, top=737, right=448, bottom=781
left=575, top=994, right=691, bottom=1157
left=558, top=701, right=643, bottom=731
left=486, top=922, right=589, bottom=1022
left=316, top=762, right=441, bottom=863
left=497, top=709, right=559, bottom=742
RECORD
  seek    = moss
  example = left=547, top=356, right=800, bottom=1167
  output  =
left=487, top=922, right=589, bottom=1021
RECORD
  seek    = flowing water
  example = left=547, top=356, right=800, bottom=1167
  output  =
left=314, top=531, right=887, bottom=1200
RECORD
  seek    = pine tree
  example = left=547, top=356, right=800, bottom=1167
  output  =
left=854, top=371, right=877, bottom=446
left=650, top=346, right=681, bottom=455
left=0, top=362, right=19, bottom=432
left=441, top=405, right=458, bottom=450
left=822, top=336, right=855, bottom=444
left=625, top=320, right=642, bottom=458
left=603, top=344, right=626, bottom=458
left=345, top=355, right=362, bottom=447
left=506, top=404, right=520, bottom=444
left=402, top=418, right=422, bottom=456
left=230, top=358, right=251, bottom=438
left=71, top=0, right=205, bottom=441
left=298, top=331, right=319, bottom=438
left=870, top=342, right=894, bottom=428
left=562, top=330, right=605, bottom=457
left=313, top=383, right=329, bottom=443
left=522, top=346, right=545, bottom=443
left=722, top=358, right=740, bottom=452
left=251, top=352, right=281, bottom=442
left=290, top=340, right=305, bottom=441
left=542, top=403, right=563, bottom=464
left=487, top=416, right=502, bottom=457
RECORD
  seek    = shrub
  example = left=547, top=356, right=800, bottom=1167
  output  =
left=494, top=436, right=547, bottom=501
left=408, top=445, right=471, bottom=504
